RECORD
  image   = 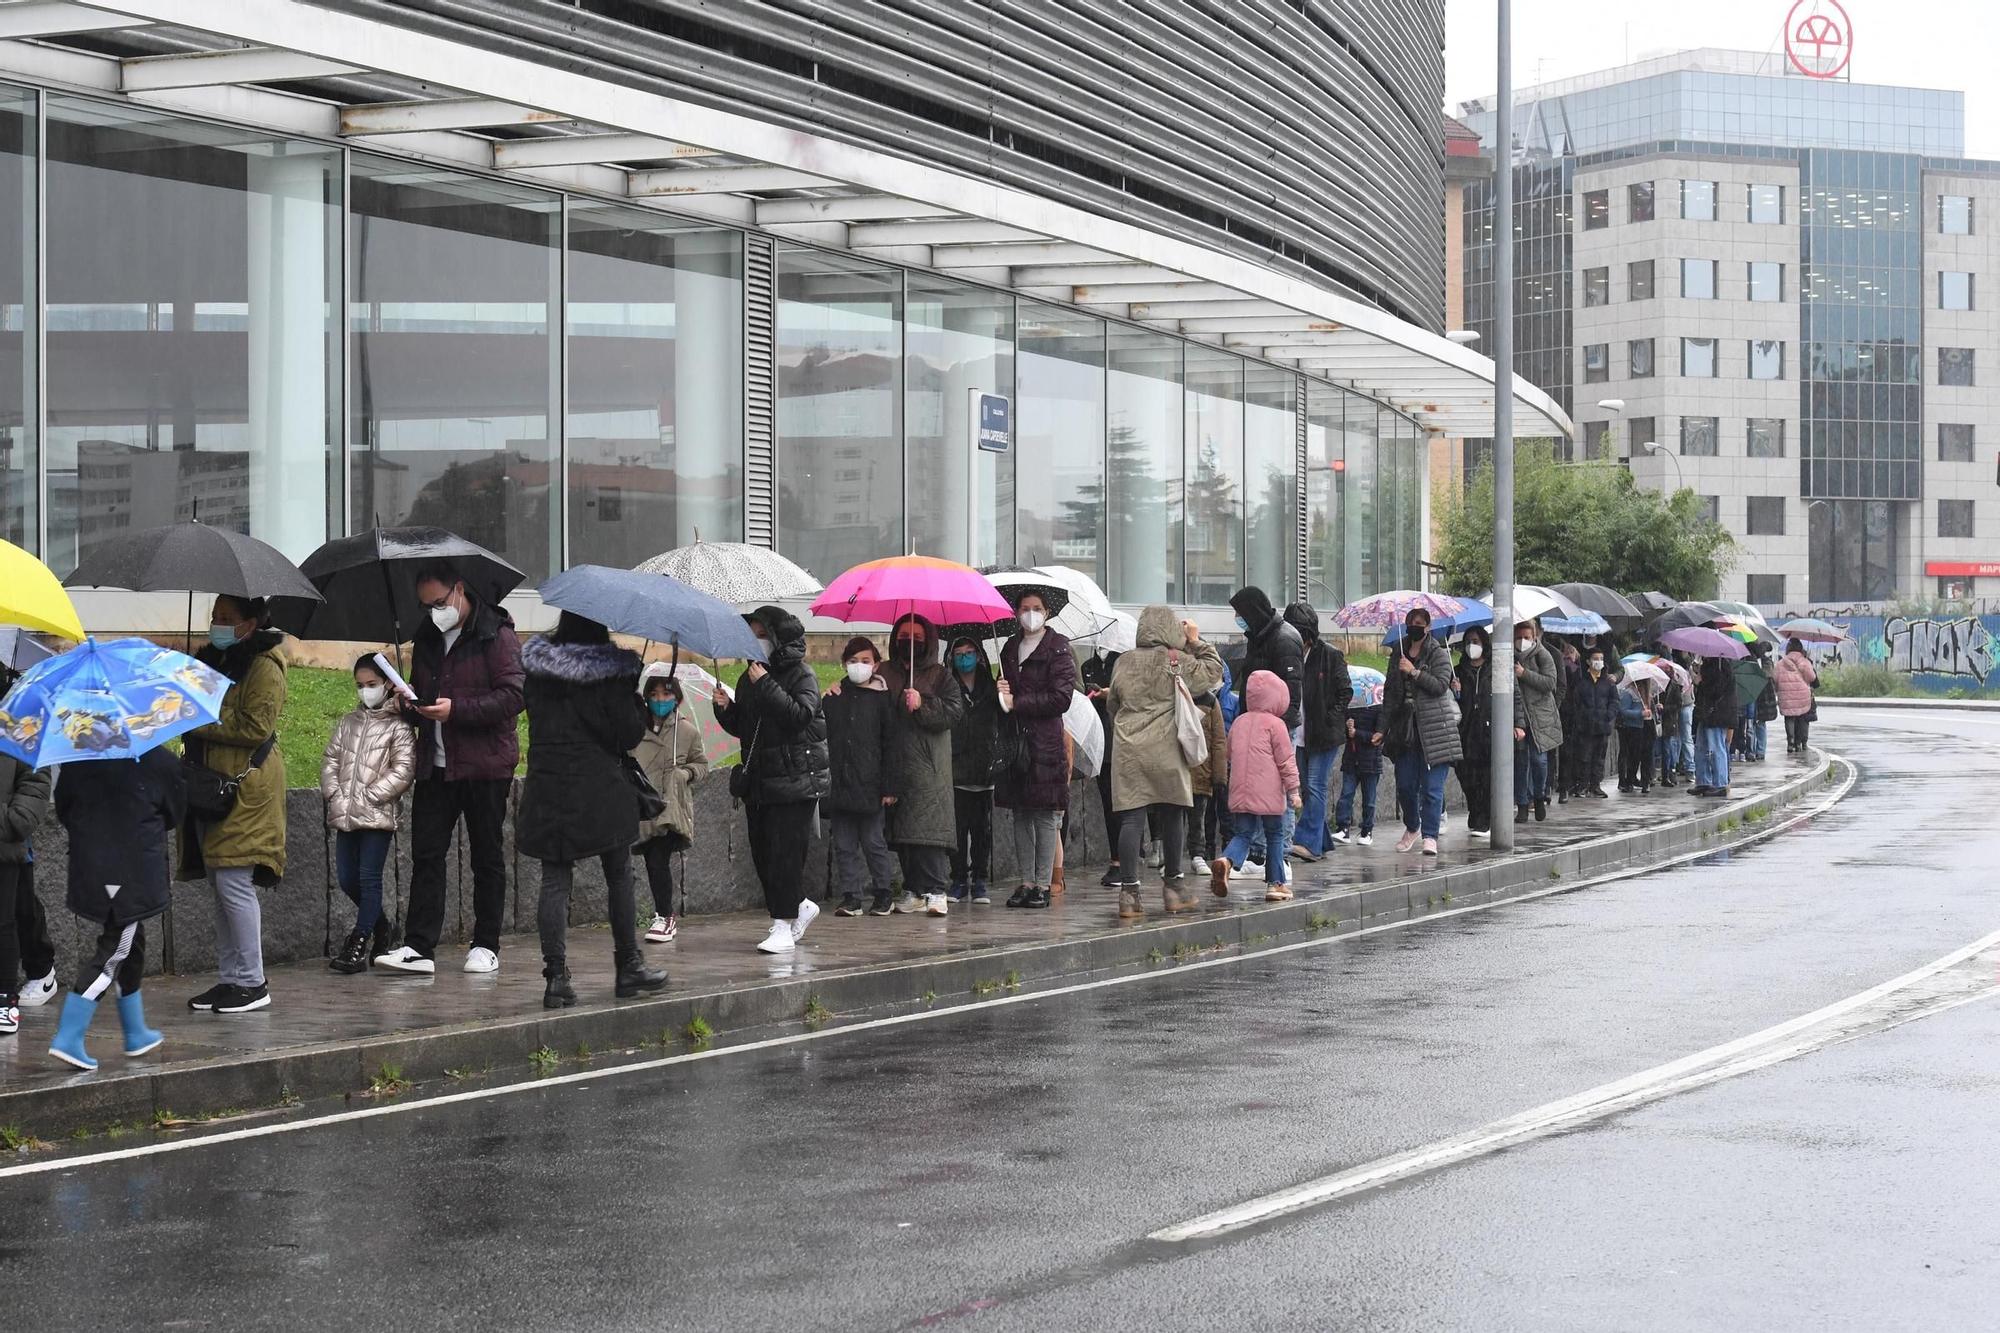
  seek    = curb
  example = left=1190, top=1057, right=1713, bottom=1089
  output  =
left=1816, top=697, right=2000, bottom=712
left=0, top=753, right=1837, bottom=1138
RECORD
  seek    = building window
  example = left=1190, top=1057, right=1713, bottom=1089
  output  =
left=1630, top=417, right=1657, bottom=453
left=1939, top=498, right=1975, bottom=538
left=1748, top=183, right=1784, bottom=224
left=1748, top=261, right=1784, bottom=302
left=1940, top=194, right=1972, bottom=235
left=1629, top=338, right=1655, bottom=378
left=1682, top=337, right=1717, bottom=377
left=1108, top=328, right=1184, bottom=604
left=1584, top=266, right=1616, bottom=308
left=1940, top=272, right=1974, bottom=310
left=1015, top=300, right=1104, bottom=578
left=1583, top=420, right=1610, bottom=460
left=1746, top=496, right=1786, bottom=536
left=1183, top=344, right=1244, bottom=605
left=0, top=91, right=31, bottom=552
left=1939, top=422, right=1975, bottom=462
left=1680, top=179, right=1716, bottom=221
left=1681, top=258, right=1716, bottom=300
left=1747, top=418, right=1786, bottom=458
left=1749, top=340, right=1785, bottom=380
left=1242, top=363, right=1296, bottom=604
left=1628, top=181, right=1655, bottom=222
left=1940, top=347, right=1976, bottom=386
left=1681, top=416, right=1719, bottom=457
left=1583, top=342, right=1609, bottom=383
left=1628, top=258, right=1655, bottom=301
left=1745, top=573, right=1785, bottom=605
left=1583, top=189, right=1609, bottom=230
left=1699, top=495, right=1720, bottom=524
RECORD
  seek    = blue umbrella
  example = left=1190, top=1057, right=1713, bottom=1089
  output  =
left=0, top=637, right=230, bottom=768
left=537, top=565, right=767, bottom=662
left=1539, top=610, right=1612, bottom=637
left=1384, top=598, right=1494, bottom=646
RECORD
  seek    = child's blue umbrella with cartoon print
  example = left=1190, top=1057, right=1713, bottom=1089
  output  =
left=0, top=637, right=229, bottom=768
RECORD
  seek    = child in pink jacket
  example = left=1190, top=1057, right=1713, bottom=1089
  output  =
left=1210, top=669, right=1302, bottom=901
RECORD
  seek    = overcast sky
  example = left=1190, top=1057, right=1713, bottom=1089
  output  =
left=1444, top=0, right=1999, bottom=158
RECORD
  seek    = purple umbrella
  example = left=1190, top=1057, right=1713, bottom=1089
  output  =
left=1660, top=625, right=1749, bottom=659
left=1332, top=589, right=1470, bottom=631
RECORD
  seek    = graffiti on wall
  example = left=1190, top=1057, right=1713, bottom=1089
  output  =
left=1787, top=612, right=2000, bottom=691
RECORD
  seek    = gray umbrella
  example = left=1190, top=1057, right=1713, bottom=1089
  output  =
left=1552, top=582, right=1645, bottom=622
left=538, top=565, right=766, bottom=662
left=635, top=534, right=821, bottom=605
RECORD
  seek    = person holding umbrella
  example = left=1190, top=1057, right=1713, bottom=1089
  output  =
left=946, top=634, right=1001, bottom=906
left=715, top=606, right=831, bottom=954
left=376, top=565, right=525, bottom=977
left=180, top=595, right=289, bottom=1015
left=1, top=672, right=56, bottom=1036
left=1690, top=656, right=1737, bottom=797
left=1380, top=607, right=1461, bottom=856
left=1451, top=626, right=1494, bottom=837
left=1512, top=620, right=1563, bottom=823
left=515, top=612, right=663, bottom=1007
left=996, top=590, right=1078, bottom=911
left=877, top=614, right=965, bottom=916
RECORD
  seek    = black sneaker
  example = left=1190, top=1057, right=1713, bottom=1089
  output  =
left=213, top=983, right=271, bottom=1014
left=970, top=883, right=992, bottom=906
left=1005, top=885, right=1032, bottom=908
left=1533, top=799, right=1547, bottom=821
left=834, top=894, right=867, bottom=917
left=1020, top=887, right=1051, bottom=909
left=1099, top=866, right=1120, bottom=888
left=867, top=892, right=895, bottom=917
left=187, top=983, right=230, bottom=1012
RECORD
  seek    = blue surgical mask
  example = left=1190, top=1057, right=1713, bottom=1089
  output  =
left=954, top=652, right=979, bottom=672
left=208, top=623, right=240, bottom=650
left=1234, top=616, right=1248, bottom=632
left=648, top=698, right=677, bottom=718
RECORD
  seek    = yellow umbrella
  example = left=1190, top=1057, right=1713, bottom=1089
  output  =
left=0, top=538, right=85, bottom=641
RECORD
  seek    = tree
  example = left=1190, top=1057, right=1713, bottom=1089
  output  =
left=1434, top=444, right=1736, bottom=600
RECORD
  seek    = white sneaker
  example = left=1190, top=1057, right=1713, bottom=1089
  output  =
left=374, top=946, right=435, bottom=975
left=924, top=893, right=949, bottom=917
left=463, top=947, right=499, bottom=974
left=645, top=913, right=677, bottom=944
left=18, top=969, right=57, bottom=1007
left=892, top=892, right=925, bottom=913
left=1228, top=860, right=1260, bottom=880
left=791, top=897, right=821, bottom=942
left=757, top=920, right=795, bottom=954
left=0, top=1004, right=17, bottom=1036
left=1330, top=829, right=1351, bottom=846
left=1357, top=833, right=1375, bottom=847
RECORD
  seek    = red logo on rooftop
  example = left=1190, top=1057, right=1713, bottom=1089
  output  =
left=1784, top=0, right=1852, bottom=80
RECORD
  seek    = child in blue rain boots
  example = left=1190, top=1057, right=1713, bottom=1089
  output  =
left=49, top=747, right=185, bottom=1070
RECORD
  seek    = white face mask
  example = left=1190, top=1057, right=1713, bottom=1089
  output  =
left=1018, top=609, right=1046, bottom=634
left=845, top=661, right=874, bottom=685
left=1517, top=637, right=1533, bottom=654
left=1590, top=657, right=1605, bottom=672
left=358, top=684, right=387, bottom=709
left=430, top=602, right=461, bottom=634
left=1466, top=643, right=1483, bottom=661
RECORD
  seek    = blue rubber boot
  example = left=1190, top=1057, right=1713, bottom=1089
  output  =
left=48, top=992, right=98, bottom=1072
left=117, top=990, right=164, bottom=1058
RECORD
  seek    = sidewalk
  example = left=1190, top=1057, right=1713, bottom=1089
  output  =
left=0, top=752, right=1833, bottom=1137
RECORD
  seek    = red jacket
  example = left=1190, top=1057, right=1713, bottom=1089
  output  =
left=406, top=601, right=525, bottom=782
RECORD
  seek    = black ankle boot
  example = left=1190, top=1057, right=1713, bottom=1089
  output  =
left=1534, top=798, right=1547, bottom=821
left=543, top=971, right=577, bottom=1010
left=371, top=917, right=394, bottom=961
left=328, top=931, right=371, bottom=975
left=615, top=961, right=668, bottom=998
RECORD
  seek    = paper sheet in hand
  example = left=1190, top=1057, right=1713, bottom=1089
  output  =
left=371, top=652, right=417, bottom=700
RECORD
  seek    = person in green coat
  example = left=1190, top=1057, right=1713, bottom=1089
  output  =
left=876, top=614, right=965, bottom=917
left=178, top=594, right=288, bottom=1016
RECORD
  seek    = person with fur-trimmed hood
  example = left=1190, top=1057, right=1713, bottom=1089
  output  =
left=517, top=612, right=661, bottom=1009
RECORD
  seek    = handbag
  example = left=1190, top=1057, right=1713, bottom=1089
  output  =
left=622, top=754, right=667, bottom=822
left=729, top=723, right=761, bottom=803
left=182, top=734, right=277, bottom=822
left=992, top=711, right=1034, bottom=786
left=1173, top=671, right=1209, bottom=767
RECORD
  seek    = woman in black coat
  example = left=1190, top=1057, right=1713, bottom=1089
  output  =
left=517, top=612, right=659, bottom=1008
left=994, top=592, right=1076, bottom=909
left=1452, top=626, right=1494, bottom=835
left=715, top=604, right=832, bottom=954
left=48, top=747, right=186, bottom=1070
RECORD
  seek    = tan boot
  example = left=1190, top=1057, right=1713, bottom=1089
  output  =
left=1117, top=887, right=1143, bottom=920
left=1208, top=856, right=1231, bottom=898
left=1163, top=877, right=1191, bottom=913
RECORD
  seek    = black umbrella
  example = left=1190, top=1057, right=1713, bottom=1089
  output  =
left=274, top=527, right=524, bottom=647
left=1552, top=582, right=1644, bottom=622
left=1632, top=590, right=1679, bottom=613
left=1644, top=600, right=1726, bottom=641
left=63, top=520, right=324, bottom=646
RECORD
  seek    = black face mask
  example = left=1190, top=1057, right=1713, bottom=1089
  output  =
left=1405, top=623, right=1427, bottom=643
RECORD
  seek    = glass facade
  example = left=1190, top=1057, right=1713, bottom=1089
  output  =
left=0, top=79, right=1425, bottom=608
left=1808, top=499, right=1899, bottom=601
left=1463, top=160, right=1574, bottom=416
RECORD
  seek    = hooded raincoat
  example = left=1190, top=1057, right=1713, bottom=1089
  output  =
left=1107, top=606, right=1223, bottom=812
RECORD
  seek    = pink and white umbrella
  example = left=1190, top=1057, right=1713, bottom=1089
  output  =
left=1331, top=590, right=1471, bottom=631
left=812, top=555, right=1016, bottom=675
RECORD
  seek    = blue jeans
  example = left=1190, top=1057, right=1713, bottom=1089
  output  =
left=1336, top=769, right=1379, bottom=835
left=334, top=828, right=393, bottom=935
left=1514, top=745, right=1549, bottom=804
left=1294, top=745, right=1342, bottom=853
left=1678, top=705, right=1695, bottom=769
left=1224, top=814, right=1289, bottom=884
left=1749, top=718, right=1768, bottom=760
left=1393, top=752, right=1451, bottom=839
left=1244, top=803, right=1296, bottom=866
left=1697, top=727, right=1732, bottom=790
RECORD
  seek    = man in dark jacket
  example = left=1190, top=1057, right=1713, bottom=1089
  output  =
left=1, top=747, right=57, bottom=1028
left=1691, top=656, right=1737, bottom=797
left=1230, top=587, right=1304, bottom=732
left=1570, top=645, right=1620, bottom=798
left=1283, top=602, right=1351, bottom=858
left=379, top=566, right=526, bottom=977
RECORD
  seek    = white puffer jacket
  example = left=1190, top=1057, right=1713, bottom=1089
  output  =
left=320, top=704, right=417, bottom=832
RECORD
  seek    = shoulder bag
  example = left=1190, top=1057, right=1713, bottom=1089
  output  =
left=1172, top=666, right=1209, bottom=767
left=182, top=734, right=277, bottom=822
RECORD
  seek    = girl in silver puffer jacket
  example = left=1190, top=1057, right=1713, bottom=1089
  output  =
left=320, top=655, right=417, bottom=974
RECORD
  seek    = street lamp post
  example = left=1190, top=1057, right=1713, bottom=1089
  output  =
left=1489, top=0, right=1516, bottom=850
left=1643, top=439, right=1682, bottom=492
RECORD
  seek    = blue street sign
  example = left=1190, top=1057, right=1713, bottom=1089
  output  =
left=976, top=393, right=1011, bottom=453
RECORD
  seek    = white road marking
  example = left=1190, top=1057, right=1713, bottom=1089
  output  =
left=1837, top=709, right=2000, bottom=728
left=1151, top=928, right=2000, bottom=1243
left=0, top=757, right=1857, bottom=1182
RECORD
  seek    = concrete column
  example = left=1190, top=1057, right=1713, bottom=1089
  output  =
left=672, top=229, right=742, bottom=544
left=245, top=148, right=331, bottom=561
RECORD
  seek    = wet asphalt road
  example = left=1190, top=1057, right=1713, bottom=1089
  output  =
left=4, top=710, right=1998, bottom=1331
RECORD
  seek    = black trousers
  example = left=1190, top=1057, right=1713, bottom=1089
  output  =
left=75, top=918, right=144, bottom=1000
left=1618, top=722, right=1656, bottom=788
left=949, top=788, right=993, bottom=886
left=539, top=849, right=637, bottom=977
left=1186, top=792, right=1215, bottom=862
left=747, top=799, right=815, bottom=920
left=0, top=861, right=56, bottom=998
left=637, top=835, right=678, bottom=918
left=1785, top=715, right=1812, bottom=749
left=1457, top=760, right=1491, bottom=830
left=407, top=776, right=512, bottom=958
left=897, top=844, right=951, bottom=897
left=1575, top=734, right=1607, bottom=791
left=1115, top=805, right=1186, bottom=883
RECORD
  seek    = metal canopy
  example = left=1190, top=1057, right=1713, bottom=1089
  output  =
left=0, top=0, right=1573, bottom=440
